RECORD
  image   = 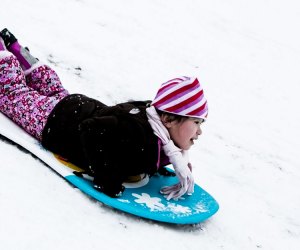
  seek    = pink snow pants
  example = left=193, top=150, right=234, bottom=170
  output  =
left=0, top=52, right=69, bottom=141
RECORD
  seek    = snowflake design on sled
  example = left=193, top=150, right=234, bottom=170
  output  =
left=132, top=193, right=166, bottom=211
left=132, top=193, right=193, bottom=215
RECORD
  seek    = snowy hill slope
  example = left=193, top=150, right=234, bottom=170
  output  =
left=1, top=0, right=300, bottom=249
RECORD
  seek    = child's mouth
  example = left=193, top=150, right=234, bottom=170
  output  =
left=190, top=137, right=198, bottom=144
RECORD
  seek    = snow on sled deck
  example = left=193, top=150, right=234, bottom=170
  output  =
left=0, top=112, right=219, bottom=224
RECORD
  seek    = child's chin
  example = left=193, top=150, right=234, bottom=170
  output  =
left=175, top=141, right=191, bottom=150
left=182, top=144, right=192, bottom=150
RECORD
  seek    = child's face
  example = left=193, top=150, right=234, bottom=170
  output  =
left=165, top=118, right=203, bottom=150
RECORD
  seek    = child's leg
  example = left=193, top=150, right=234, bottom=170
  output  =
left=1, top=28, right=69, bottom=100
left=0, top=28, right=38, bottom=71
left=26, top=65, right=69, bottom=99
left=0, top=52, right=65, bottom=141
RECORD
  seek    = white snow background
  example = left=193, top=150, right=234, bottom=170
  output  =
left=1, top=0, right=300, bottom=249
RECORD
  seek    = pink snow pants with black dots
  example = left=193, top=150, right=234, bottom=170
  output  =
left=0, top=52, right=69, bottom=141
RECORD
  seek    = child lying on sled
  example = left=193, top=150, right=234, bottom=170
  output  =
left=0, top=28, right=208, bottom=200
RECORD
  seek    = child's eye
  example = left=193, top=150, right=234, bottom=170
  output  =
left=194, top=119, right=204, bottom=125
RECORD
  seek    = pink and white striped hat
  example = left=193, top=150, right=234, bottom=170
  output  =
left=151, top=76, right=208, bottom=120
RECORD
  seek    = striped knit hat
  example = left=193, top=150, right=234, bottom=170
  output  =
left=151, top=76, right=208, bottom=119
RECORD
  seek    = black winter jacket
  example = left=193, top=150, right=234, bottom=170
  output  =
left=41, top=94, right=161, bottom=196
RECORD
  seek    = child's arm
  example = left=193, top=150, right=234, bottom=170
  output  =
left=157, top=166, right=176, bottom=177
left=78, top=116, right=125, bottom=197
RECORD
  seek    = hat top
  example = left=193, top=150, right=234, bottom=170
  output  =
left=151, top=76, right=208, bottom=119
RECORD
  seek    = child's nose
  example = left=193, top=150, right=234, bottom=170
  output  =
left=197, top=127, right=202, bottom=136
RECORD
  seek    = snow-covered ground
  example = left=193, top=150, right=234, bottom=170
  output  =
left=1, top=0, right=300, bottom=249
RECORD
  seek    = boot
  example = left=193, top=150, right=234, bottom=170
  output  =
left=0, top=37, right=6, bottom=51
left=0, top=28, right=38, bottom=70
left=0, top=28, right=17, bottom=48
